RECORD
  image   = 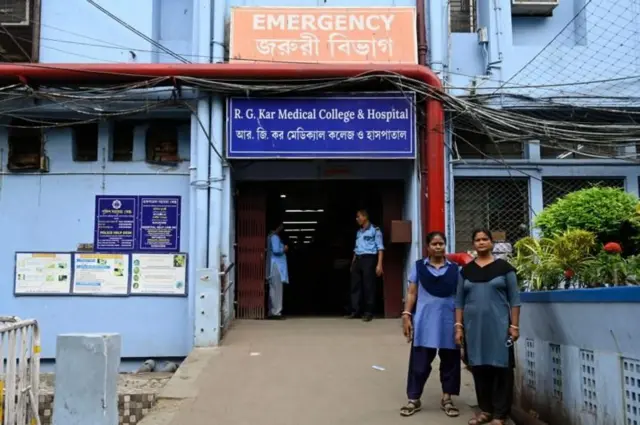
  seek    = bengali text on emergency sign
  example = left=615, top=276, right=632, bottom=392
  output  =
left=232, top=106, right=411, bottom=142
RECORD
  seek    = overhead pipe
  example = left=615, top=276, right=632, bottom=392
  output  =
left=0, top=63, right=446, bottom=234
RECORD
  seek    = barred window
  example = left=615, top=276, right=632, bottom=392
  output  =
left=454, top=178, right=530, bottom=252
left=453, top=127, right=524, bottom=159
left=542, top=178, right=625, bottom=207
left=450, top=0, right=476, bottom=33
left=540, top=141, right=622, bottom=159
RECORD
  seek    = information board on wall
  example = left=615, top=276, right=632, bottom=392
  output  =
left=14, top=253, right=72, bottom=295
left=138, top=197, right=181, bottom=251
left=72, top=253, right=130, bottom=295
left=130, top=253, right=187, bottom=296
left=94, top=195, right=181, bottom=253
left=94, top=196, right=138, bottom=251
left=226, top=92, right=416, bottom=158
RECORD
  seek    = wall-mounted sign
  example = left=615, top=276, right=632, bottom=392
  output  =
left=227, top=92, right=416, bottom=159
left=229, top=7, right=417, bottom=64
left=93, top=196, right=181, bottom=253
left=14, top=252, right=72, bottom=295
left=139, top=197, right=181, bottom=251
left=94, top=196, right=137, bottom=251
left=72, top=253, right=129, bottom=295
left=130, top=253, right=188, bottom=296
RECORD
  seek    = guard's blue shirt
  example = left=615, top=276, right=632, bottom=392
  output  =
left=354, top=224, right=384, bottom=255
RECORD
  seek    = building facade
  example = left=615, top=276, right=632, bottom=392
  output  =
left=1, top=0, right=431, bottom=364
left=2, top=0, right=636, bottom=363
left=435, top=0, right=640, bottom=252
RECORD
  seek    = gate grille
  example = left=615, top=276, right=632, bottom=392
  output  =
left=542, top=178, right=625, bottom=207
left=453, top=178, right=530, bottom=252
left=236, top=188, right=266, bottom=319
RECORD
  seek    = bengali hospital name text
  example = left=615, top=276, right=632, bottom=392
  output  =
left=255, top=32, right=392, bottom=59
left=235, top=128, right=408, bottom=142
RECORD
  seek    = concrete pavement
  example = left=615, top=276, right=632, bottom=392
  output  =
left=141, top=318, right=479, bottom=425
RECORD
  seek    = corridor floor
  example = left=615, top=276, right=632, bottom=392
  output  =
left=164, top=318, right=478, bottom=425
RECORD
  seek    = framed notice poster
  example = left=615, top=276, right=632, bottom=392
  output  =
left=130, top=253, right=187, bottom=296
left=14, top=252, right=72, bottom=295
left=72, top=253, right=130, bottom=296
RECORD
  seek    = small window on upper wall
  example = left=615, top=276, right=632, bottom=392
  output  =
left=73, top=123, right=99, bottom=162
left=145, top=121, right=181, bottom=165
left=112, top=121, right=134, bottom=161
left=7, top=120, right=45, bottom=171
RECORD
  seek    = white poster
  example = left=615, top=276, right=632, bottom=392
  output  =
left=15, top=253, right=72, bottom=295
left=72, top=253, right=129, bottom=295
left=130, top=253, right=187, bottom=296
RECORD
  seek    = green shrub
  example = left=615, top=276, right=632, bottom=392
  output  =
left=511, top=229, right=596, bottom=291
left=534, top=187, right=638, bottom=241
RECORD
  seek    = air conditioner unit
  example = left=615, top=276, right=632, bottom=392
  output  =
left=511, top=0, right=559, bottom=16
left=0, top=0, right=29, bottom=26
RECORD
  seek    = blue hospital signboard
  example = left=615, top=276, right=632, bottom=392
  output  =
left=94, top=195, right=181, bottom=252
left=94, top=196, right=138, bottom=251
left=226, top=92, right=416, bottom=159
left=138, top=196, right=181, bottom=252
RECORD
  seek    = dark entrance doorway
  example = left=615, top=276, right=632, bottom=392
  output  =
left=235, top=180, right=405, bottom=319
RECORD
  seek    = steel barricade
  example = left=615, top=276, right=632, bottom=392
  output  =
left=0, top=318, right=41, bottom=425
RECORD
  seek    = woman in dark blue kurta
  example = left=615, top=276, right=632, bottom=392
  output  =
left=400, top=232, right=461, bottom=418
left=455, top=229, right=521, bottom=425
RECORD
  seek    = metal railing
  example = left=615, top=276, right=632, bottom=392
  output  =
left=0, top=317, right=41, bottom=425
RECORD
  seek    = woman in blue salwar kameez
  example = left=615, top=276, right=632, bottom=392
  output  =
left=400, top=231, right=461, bottom=418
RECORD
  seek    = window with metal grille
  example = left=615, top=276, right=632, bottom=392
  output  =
left=7, top=119, right=43, bottom=171
left=111, top=121, right=134, bottom=162
left=454, top=178, right=530, bottom=252
left=0, top=0, right=40, bottom=62
left=541, top=141, right=622, bottom=159
left=542, top=178, right=625, bottom=207
left=145, top=120, right=184, bottom=165
left=450, top=0, right=476, bottom=33
left=72, top=123, right=99, bottom=162
left=453, top=126, right=524, bottom=159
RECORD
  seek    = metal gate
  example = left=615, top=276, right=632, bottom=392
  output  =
left=0, top=316, right=41, bottom=425
left=235, top=187, right=267, bottom=319
left=381, top=182, right=404, bottom=318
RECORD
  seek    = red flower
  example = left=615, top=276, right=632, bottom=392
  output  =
left=603, top=242, right=623, bottom=254
left=564, top=269, right=574, bottom=279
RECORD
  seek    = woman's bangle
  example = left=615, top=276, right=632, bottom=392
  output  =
left=510, top=325, right=519, bottom=330
left=454, top=322, right=464, bottom=329
left=401, top=311, right=412, bottom=317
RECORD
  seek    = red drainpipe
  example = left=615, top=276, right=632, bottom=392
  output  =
left=415, top=0, right=446, bottom=255
left=0, top=63, right=446, bottom=235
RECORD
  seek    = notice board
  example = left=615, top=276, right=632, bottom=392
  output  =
left=94, top=195, right=181, bottom=253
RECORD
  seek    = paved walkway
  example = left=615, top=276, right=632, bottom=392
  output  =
left=146, top=319, right=479, bottom=425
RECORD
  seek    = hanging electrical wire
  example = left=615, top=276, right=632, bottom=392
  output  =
left=0, top=70, right=638, bottom=161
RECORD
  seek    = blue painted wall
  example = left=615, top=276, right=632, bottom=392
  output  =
left=40, top=0, right=193, bottom=63
left=0, top=122, right=192, bottom=359
left=515, top=288, right=640, bottom=425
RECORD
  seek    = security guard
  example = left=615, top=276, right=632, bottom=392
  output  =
left=348, top=209, right=385, bottom=322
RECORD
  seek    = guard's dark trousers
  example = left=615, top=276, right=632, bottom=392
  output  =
left=350, top=254, right=377, bottom=316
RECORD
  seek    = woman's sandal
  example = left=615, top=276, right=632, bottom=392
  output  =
left=400, top=400, right=422, bottom=417
left=441, top=398, right=460, bottom=417
left=468, top=412, right=492, bottom=424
